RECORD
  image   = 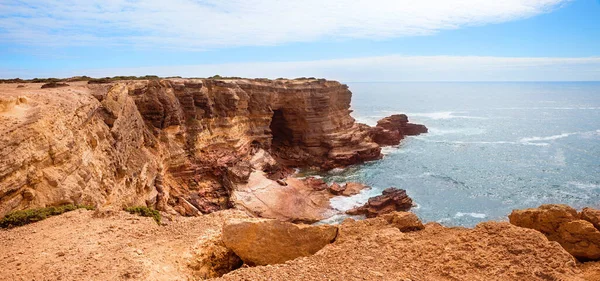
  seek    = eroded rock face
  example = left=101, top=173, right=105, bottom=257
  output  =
left=222, top=219, right=338, bottom=266
left=0, top=79, right=424, bottom=218
left=509, top=204, right=600, bottom=260
left=346, top=187, right=413, bottom=218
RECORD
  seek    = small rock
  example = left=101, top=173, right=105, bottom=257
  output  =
left=346, top=187, right=413, bottom=218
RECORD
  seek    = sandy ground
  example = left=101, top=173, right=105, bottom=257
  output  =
left=2, top=209, right=600, bottom=281
left=0, top=209, right=249, bottom=281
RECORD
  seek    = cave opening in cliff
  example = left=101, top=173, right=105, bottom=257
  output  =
left=270, top=109, right=294, bottom=146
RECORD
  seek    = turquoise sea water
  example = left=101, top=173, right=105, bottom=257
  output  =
left=317, top=82, right=600, bottom=227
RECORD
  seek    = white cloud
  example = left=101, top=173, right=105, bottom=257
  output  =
left=0, top=0, right=570, bottom=49
left=12, top=55, right=599, bottom=81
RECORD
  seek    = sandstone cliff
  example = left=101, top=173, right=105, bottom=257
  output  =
left=0, top=79, right=414, bottom=217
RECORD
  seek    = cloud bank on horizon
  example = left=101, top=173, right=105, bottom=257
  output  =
left=6, top=55, right=598, bottom=82
left=0, top=0, right=570, bottom=49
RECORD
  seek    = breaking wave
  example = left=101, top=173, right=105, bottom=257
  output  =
left=407, top=111, right=487, bottom=120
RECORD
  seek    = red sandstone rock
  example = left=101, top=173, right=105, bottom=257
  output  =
left=376, top=114, right=409, bottom=130
left=222, top=219, right=338, bottom=266
left=580, top=207, right=600, bottom=230
left=0, top=79, right=428, bottom=219
left=341, top=182, right=369, bottom=196
left=305, top=177, right=328, bottom=191
left=509, top=204, right=600, bottom=260
left=368, top=114, right=428, bottom=146
left=346, top=187, right=413, bottom=218
left=328, top=183, right=345, bottom=195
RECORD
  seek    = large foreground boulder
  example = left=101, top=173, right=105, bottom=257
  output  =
left=509, top=204, right=600, bottom=260
left=216, top=220, right=581, bottom=281
left=346, top=187, right=413, bottom=218
left=222, top=219, right=338, bottom=266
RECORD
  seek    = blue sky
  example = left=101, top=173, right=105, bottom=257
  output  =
left=1, top=0, right=599, bottom=81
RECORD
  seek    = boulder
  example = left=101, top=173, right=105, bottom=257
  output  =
left=509, top=204, right=600, bottom=260
left=346, top=187, right=413, bottom=218
left=222, top=219, right=338, bottom=266
left=336, top=211, right=424, bottom=243
left=328, top=183, right=345, bottom=195
left=580, top=207, right=600, bottom=230
left=341, top=182, right=369, bottom=196
left=380, top=211, right=425, bottom=232
left=305, top=177, right=328, bottom=191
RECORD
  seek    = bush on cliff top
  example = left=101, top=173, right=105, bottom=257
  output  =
left=124, top=206, right=161, bottom=224
left=0, top=204, right=95, bottom=229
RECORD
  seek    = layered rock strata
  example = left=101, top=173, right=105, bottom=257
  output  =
left=346, top=187, right=414, bottom=218
left=0, top=80, right=426, bottom=218
left=368, top=114, right=428, bottom=146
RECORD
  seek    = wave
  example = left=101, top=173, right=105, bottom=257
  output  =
left=519, top=130, right=600, bottom=145
left=454, top=212, right=487, bottom=219
left=407, top=111, right=487, bottom=120
left=519, top=133, right=577, bottom=143
left=567, top=181, right=600, bottom=190
left=419, top=130, right=599, bottom=147
left=495, top=107, right=600, bottom=110
left=426, top=127, right=486, bottom=136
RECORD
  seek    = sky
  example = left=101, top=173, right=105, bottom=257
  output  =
left=1, top=0, right=599, bottom=81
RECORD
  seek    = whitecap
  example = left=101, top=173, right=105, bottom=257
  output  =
left=328, top=168, right=346, bottom=174
left=454, top=212, right=487, bottom=219
left=567, top=181, right=600, bottom=190
left=519, top=132, right=576, bottom=143
left=407, top=111, right=486, bottom=120
left=380, top=146, right=399, bottom=155
left=352, top=115, right=383, bottom=126
left=426, top=127, right=486, bottom=136
left=519, top=130, right=600, bottom=145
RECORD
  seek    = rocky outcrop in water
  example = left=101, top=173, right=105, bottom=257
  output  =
left=368, top=114, right=428, bottom=146
left=0, top=79, right=426, bottom=218
left=509, top=204, right=600, bottom=260
left=346, top=187, right=413, bottom=218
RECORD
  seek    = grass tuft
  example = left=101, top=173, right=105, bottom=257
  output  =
left=0, top=204, right=95, bottom=229
left=124, top=206, right=161, bottom=225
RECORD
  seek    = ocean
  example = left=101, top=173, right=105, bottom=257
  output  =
left=314, top=82, right=600, bottom=227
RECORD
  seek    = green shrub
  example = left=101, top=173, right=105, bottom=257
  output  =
left=124, top=206, right=161, bottom=224
left=0, top=204, right=94, bottom=229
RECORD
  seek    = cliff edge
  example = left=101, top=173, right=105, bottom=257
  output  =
left=0, top=79, right=422, bottom=218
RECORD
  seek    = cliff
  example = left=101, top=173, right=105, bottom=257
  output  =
left=0, top=79, right=405, bottom=217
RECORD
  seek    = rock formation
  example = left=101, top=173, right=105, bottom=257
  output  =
left=0, top=79, right=426, bottom=219
left=231, top=174, right=370, bottom=223
left=367, top=114, right=428, bottom=146
left=218, top=218, right=581, bottom=281
left=346, top=187, right=413, bottom=218
left=509, top=204, right=600, bottom=260
left=222, top=218, right=338, bottom=266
